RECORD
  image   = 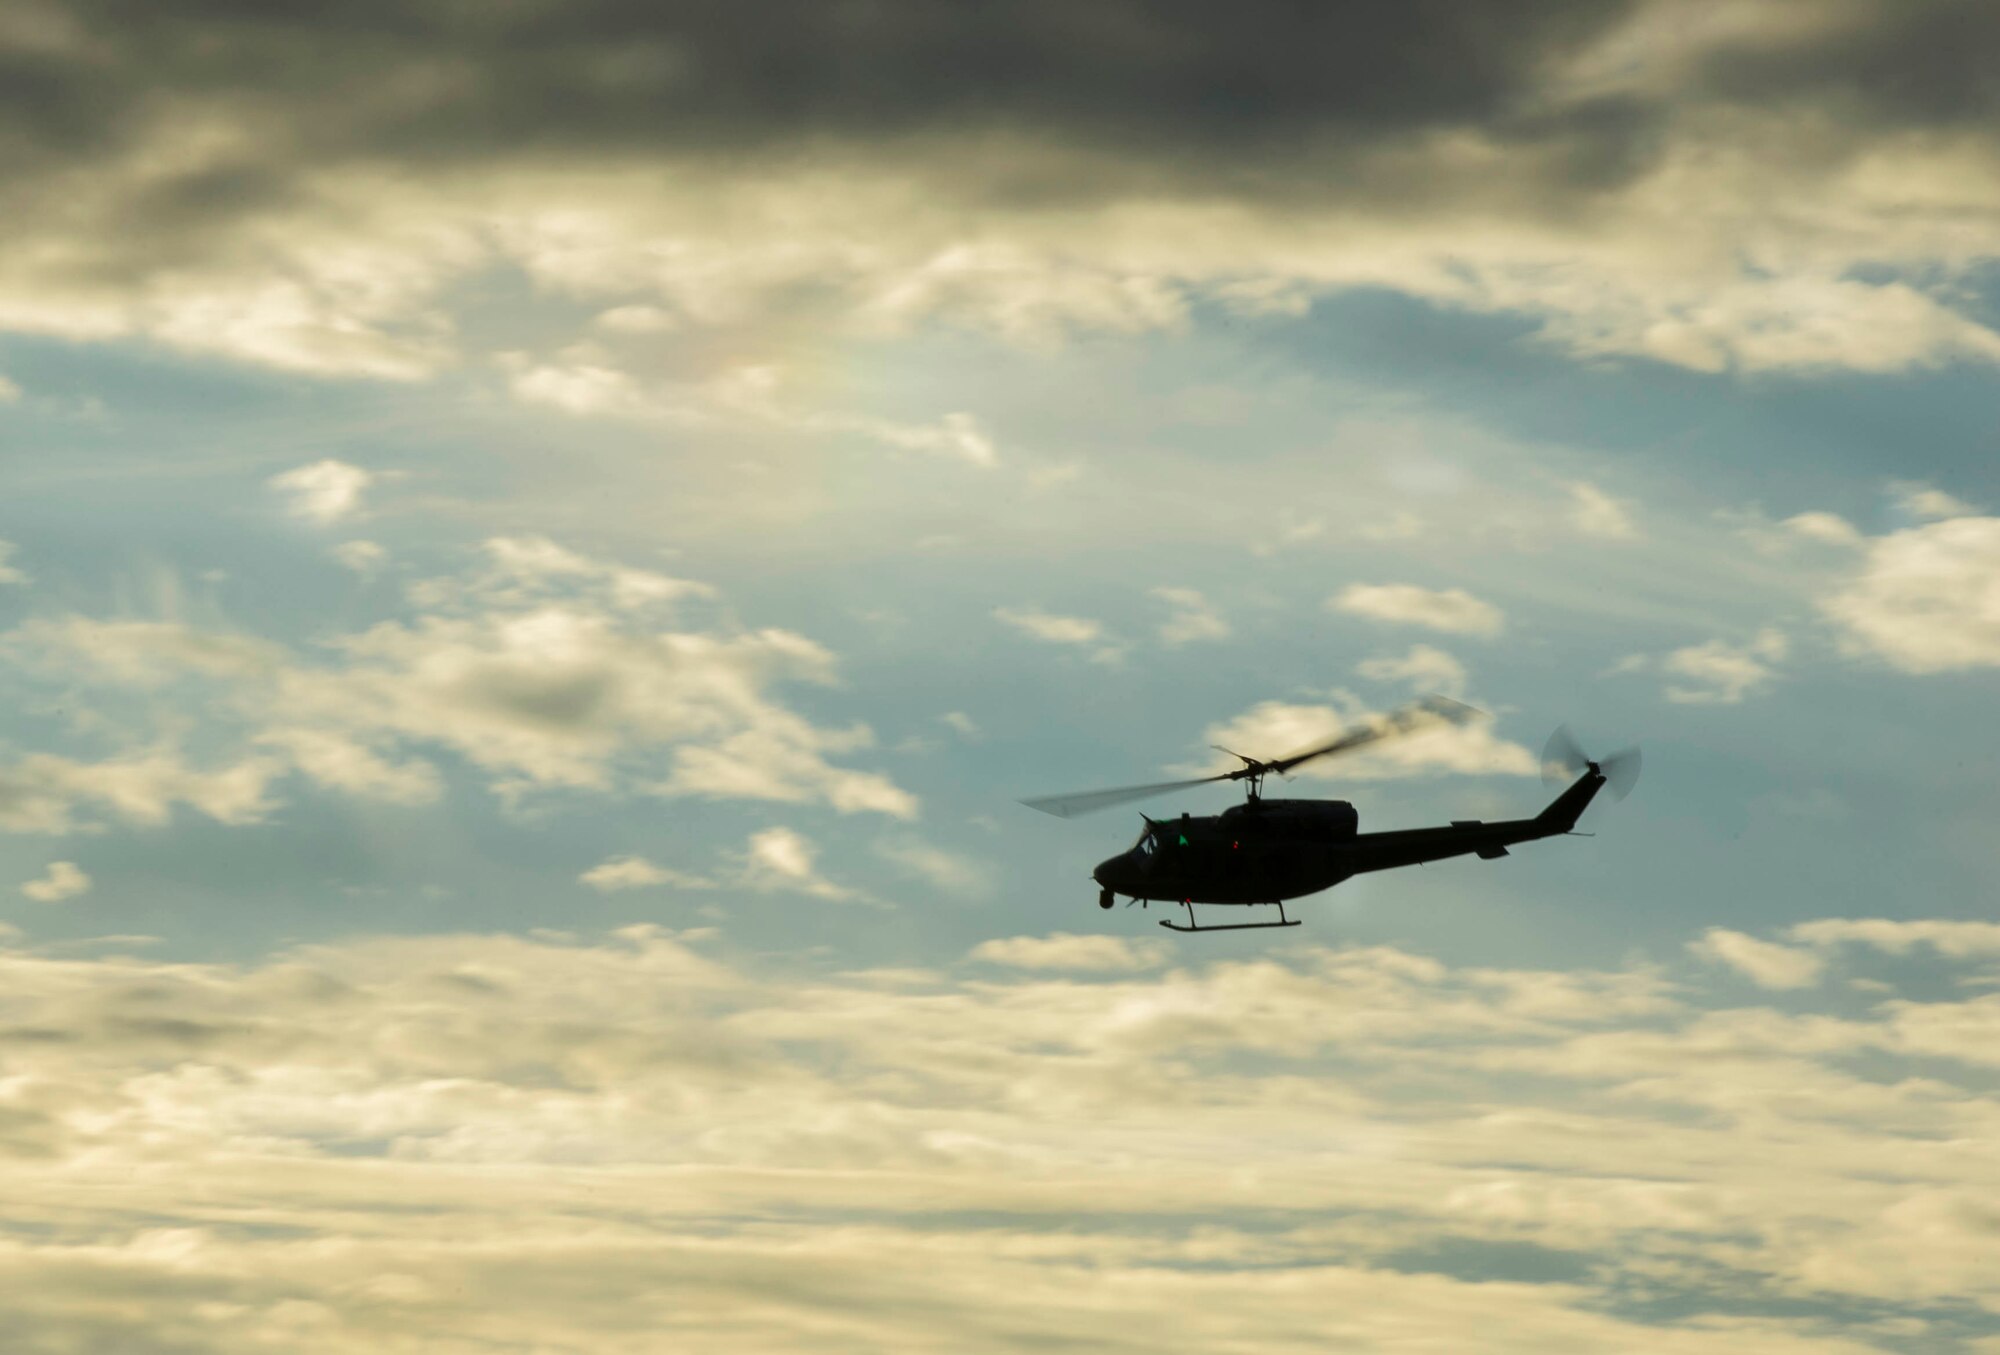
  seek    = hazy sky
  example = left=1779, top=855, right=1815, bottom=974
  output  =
left=6, top=2, right=2000, bottom=1350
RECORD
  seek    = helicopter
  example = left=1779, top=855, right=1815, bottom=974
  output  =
left=1021, top=696, right=1639, bottom=933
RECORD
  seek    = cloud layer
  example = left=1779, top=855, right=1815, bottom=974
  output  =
left=0, top=919, right=1986, bottom=1348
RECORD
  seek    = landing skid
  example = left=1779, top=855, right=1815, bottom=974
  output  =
left=1159, top=900, right=1300, bottom=933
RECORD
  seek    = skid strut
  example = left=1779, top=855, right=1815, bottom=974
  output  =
left=1159, top=900, right=1301, bottom=933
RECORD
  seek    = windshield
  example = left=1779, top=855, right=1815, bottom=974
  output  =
left=1135, top=830, right=1156, bottom=856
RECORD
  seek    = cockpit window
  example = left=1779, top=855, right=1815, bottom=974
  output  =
left=1136, top=832, right=1156, bottom=856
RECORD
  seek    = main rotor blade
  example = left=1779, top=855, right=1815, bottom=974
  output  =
left=1266, top=694, right=1481, bottom=776
left=1020, top=773, right=1233, bottom=819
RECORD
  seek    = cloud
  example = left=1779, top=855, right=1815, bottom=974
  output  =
left=2, top=540, right=915, bottom=830
left=1151, top=587, right=1229, bottom=646
left=1660, top=628, right=1787, bottom=704
left=1331, top=584, right=1503, bottom=637
left=508, top=356, right=998, bottom=464
left=251, top=726, right=440, bottom=806
left=970, top=933, right=1169, bottom=973
left=1193, top=693, right=1536, bottom=781
left=995, top=606, right=1103, bottom=645
left=269, top=459, right=373, bottom=523
left=874, top=838, right=991, bottom=897
left=579, top=855, right=710, bottom=892
left=1821, top=514, right=2000, bottom=672
left=507, top=359, right=653, bottom=417
left=938, top=712, right=980, bottom=739
left=20, top=860, right=90, bottom=903
left=1355, top=644, right=1468, bottom=698
left=1781, top=511, right=1864, bottom=547
left=4, top=3, right=1999, bottom=392
left=1690, top=928, right=1824, bottom=990
left=479, top=534, right=713, bottom=611
left=0, top=920, right=1982, bottom=1346
left=740, top=826, right=853, bottom=900
left=0, top=541, right=25, bottom=586
left=0, top=749, right=282, bottom=834
left=1789, top=918, right=2000, bottom=959
left=0, top=373, right=19, bottom=403
left=1565, top=481, right=1637, bottom=539
left=1895, top=484, right=1976, bottom=522
left=331, top=539, right=388, bottom=573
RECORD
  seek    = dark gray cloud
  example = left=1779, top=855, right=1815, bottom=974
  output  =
left=20, top=0, right=1996, bottom=175
left=9, top=0, right=1998, bottom=215
left=42, top=1, right=1638, bottom=154
left=0, top=0, right=1671, bottom=223
left=2, top=0, right=1995, bottom=377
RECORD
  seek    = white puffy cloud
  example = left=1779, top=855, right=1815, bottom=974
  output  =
left=0, top=373, right=18, bottom=403
left=1821, top=514, right=2000, bottom=672
left=269, top=460, right=373, bottom=523
left=1781, top=511, right=1864, bottom=547
left=508, top=358, right=653, bottom=417
left=995, top=606, right=1103, bottom=646
left=1690, top=928, right=1824, bottom=990
left=1330, top=584, right=1504, bottom=637
left=1150, top=587, right=1229, bottom=646
left=0, top=541, right=25, bottom=586
left=1566, top=481, right=1637, bottom=540
left=579, top=855, right=710, bottom=892
left=1660, top=629, right=1788, bottom=704
left=740, top=826, right=853, bottom=900
left=1193, top=694, right=1536, bottom=782
left=1354, top=645, right=1468, bottom=698
left=20, top=860, right=89, bottom=903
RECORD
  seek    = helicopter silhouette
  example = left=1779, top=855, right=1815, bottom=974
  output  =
left=1022, top=696, right=1639, bottom=933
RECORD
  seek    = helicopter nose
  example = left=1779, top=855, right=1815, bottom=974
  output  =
left=1093, top=856, right=1132, bottom=892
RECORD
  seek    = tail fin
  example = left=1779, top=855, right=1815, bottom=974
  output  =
left=1535, top=768, right=1605, bottom=835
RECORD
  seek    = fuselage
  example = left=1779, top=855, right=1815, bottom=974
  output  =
left=1093, top=799, right=1356, bottom=904
left=1092, top=772, right=1605, bottom=906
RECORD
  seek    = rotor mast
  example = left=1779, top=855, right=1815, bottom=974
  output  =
left=1210, top=746, right=1270, bottom=803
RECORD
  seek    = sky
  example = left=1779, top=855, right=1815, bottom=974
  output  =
left=6, top=1, right=2000, bottom=1349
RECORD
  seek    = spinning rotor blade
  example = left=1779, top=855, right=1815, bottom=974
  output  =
left=1599, top=746, right=1643, bottom=802
left=1267, top=694, right=1482, bottom=776
left=1020, top=695, right=1481, bottom=818
left=1020, top=774, right=1234, bottom=819
left=1541, top=725, right=1643, bottom=802
left=1541, top=725, right=1590, bottom=787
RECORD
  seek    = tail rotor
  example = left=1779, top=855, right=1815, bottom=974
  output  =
left=1542, top=725, right=1642, bottom=803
